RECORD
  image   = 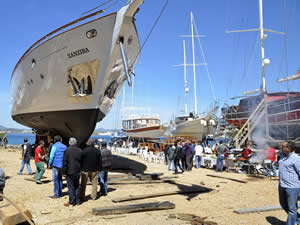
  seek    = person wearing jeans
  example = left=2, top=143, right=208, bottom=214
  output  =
left=167, top=145, right=176, bottom=171
left=98, top=170, right=108, bottom=195
left=265, top=146, right=278, bottom=177
left=49, top=135, right=67, bottom=198
left=216, top=155, right=225, bottom=172
left=18, top=138, right=32, bottom=175
left=52, top=167, right=63, bottom=198
left=278, top=141, right=300, bottom=225
left=62, top=137, right=82, bottom=206
left=215, top=141, right=228, bottom=172
left=174, top=143, right=184, bottom=174
left=194, top=142, right=203, bottom=169
left=99, top=141, right=112, bottom=196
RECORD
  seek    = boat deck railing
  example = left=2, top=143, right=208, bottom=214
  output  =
left=223, top=98, right=300, bottom=120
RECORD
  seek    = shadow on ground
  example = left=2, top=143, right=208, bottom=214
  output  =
left=111, top=155, right=147, bottom=175
left=266, top=216, right=285, bottom=225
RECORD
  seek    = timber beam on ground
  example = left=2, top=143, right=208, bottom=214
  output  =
left=92, top=201, right=175, bottom=216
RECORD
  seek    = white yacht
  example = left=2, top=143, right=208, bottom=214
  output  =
left=10, top=0, right=144, bottom=145
left=170, top=12, right=218, bottom=141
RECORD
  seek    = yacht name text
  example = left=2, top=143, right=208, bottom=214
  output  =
left=67, top=48, right=90, bottom=58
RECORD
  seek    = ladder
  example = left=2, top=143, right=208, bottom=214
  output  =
left=233, top=98, right=265, bottom=148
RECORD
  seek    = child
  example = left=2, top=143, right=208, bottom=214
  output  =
left=0, top=167, right=5, bottom=201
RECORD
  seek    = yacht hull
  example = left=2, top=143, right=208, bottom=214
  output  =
left=10, top=1, right=142, bottom=145
left=123, top=125, right=167, bottom=139
left=171, top=118, right=209, bottom=141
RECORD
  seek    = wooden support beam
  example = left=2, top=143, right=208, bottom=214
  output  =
left=92, top=201, right=175, bottom=216
left=0, top=195, right=33, bottom=225
left=112, top=188, right=211, bottom=203
left=233, top=205, right=300, bottom=214
left=206, top=174, right=247, bottom=183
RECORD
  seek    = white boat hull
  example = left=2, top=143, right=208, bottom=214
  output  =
left=171, top=117, right=209, bottom=140
left=10, top=1, right=142, bottom=144
left=123, top=125, right=167, bottom=139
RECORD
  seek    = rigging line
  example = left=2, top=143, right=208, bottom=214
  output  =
left=79, top=0, right=118, bottom=18
left=241, top=34, right=260, bottom=83
left=284, top=0, right=289, bottom=93
left=132, top=0, right=169, bottom=66
left=192, top=19, right=216, bottom=102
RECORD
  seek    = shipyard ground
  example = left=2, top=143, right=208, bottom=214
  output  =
left=0, top=147, right=287, bottom=225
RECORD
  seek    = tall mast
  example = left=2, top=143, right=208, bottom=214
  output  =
left=226, top=0, right=285, bottom=138
left=191, top=12, right=198, bottom=115
left=183, top=40, right=188, bottom=114
left=259, top=0, right=268, bottom=94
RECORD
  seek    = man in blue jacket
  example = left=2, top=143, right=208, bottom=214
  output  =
left=49, top=135, right=67, bottom=198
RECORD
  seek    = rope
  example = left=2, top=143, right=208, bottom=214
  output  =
left=192, top=17, right=216, bottom=102
left=132, top=0, right=169, bottom=65
left=79, top=0, right=119, bottom=18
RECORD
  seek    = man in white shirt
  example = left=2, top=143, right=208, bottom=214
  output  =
left=205, top=143, right=213, bottom=154
left=195, top=142, right=204, bottom=169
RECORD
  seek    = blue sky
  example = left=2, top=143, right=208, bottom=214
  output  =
left=0, top=0, right=299, bottom=129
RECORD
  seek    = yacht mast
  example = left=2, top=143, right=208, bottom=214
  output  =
left=183, top=40, right=188, bottom=114
left=191, top=12, right=198, bottom=115
left=259, top=0, right=268, bottom=94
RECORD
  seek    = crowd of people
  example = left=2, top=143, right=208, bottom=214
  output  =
left=15, top=135, right=112, bottom=207
left=1, top=136, right=300, bottom=224
left=163, top=139, right=231, bottom=173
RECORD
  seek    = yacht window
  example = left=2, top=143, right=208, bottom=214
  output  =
left=86, top=76, right=92, bottom=94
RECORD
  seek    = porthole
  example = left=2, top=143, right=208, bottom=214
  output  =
left=30, top=79, right=33, bottom=84
left=32, top=59, right=36, bottom=68
left=27, top=81, right=30, bottom=86
left=86, top=29, right=97, bottom=39
left=40, top=74, right=44, bottom=79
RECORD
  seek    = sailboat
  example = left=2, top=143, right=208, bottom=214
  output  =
left=170, top=12, right=218, bottom=141
left=10, top=0, right=144, bottom=145
left=121, top=77, right=168, bottom=139
left=221, top=0, right=300, bottom=150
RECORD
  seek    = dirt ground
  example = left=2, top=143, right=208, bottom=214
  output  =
left=0, top=147, right=288, bottom=225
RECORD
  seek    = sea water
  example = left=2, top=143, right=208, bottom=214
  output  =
left=4, top=133, right=111, bottom=145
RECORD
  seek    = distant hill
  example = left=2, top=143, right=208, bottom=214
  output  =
left=94, top=128, right=119, bottom=133
left=0, top=125, right=31, bottom=133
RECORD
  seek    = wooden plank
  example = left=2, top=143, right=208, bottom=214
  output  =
left=112, top=188, right=211, bottom=203
left=233, top=205, right=298, bottom=214
left=92, top=201, right=175, bottom=216
left=206, top=174, right=248, bottom=183
left=0, top=201, right=33, bottom=225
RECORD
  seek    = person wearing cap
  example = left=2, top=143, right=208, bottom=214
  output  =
left=35, top=140, right=46, bottom=184
left=49, top=135, right=67, bottom=198
left=80, top=139, right=102, bottom=201
left=62, top=137, right=82, bottom=207
left=18, top=138, right=33, bottom=175
left=278, top=141, right=300, bottom=225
